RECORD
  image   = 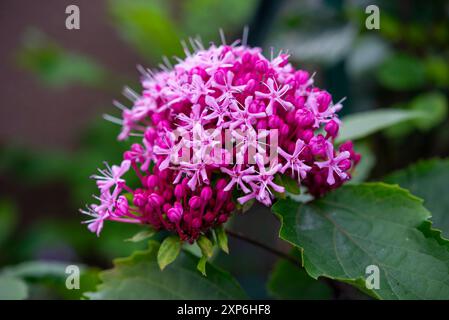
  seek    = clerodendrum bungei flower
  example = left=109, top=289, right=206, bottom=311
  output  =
left=81, top=31, right=360, bottom=242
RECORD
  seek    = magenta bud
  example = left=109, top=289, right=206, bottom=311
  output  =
left=324, top=120, right=339, bottom=138
left=218, top=214, right=228, bottom=223
left=133, top=192, right=147, bottom=207
left=123, top=151, right=134, bottom=161
left=216, top=178, right=228, bottom=190
left=203, top=212, right=215, bottom=223
left=226, top=202, right=235, bottom=211
left=148, top=193, right=163, bottom=207
left=189, top=196, right=202, bottom=209
left=163, top=189, right=173, bottom=201
left=144, top=128, right=157, bottom=143
left=295, top=70, right=309, bottom=85
left=317, top=91, right=332, bottom=112
left=192, top=218, right=202, bottom=229
left=296, top=110, right=314, bottom=127
left=163, top=203, right=172, bottom=213
left=167, top=206, right=183, bottom=223
left=339, top=159, right=352, bottom=171
left=299, top=129, right=314, bottom=143
left=146, top=175, right=158, bottom=188
left=116, top=196, right=129, bottom=215
left=174, top=184, right=185, bottom=199
left=339, top=141, right=354, bottom=153
left=255, top=60, right=268, bottom=73
left=280, top=123, right=290, bottom=136
left=242, top=52, right=252, bottom=64
left=183, top=214, right=191, bottom=223
left=200, top=186, right=213, bottom=202
left=217, top=190, right=229, bottom=202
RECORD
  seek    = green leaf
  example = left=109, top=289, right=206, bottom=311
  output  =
left=17, top=29, right=106, bottom=88
left=86, top=241, right=247, bottom=299
left=126, top=228, right=156, bottom=243
left=272, top=183, right=449, bottom=299
left=0, top=199, right=17, bottom=247
left=336, top=109, right=422, bottom=143
left=197, top=235, right=214, bottom=258
left=108, top=0, right=182, bottom=61
left=385, top=159, right=449, bottom=239
left=197, top=255, right=208, bottom=276
left=215, top=226, right=229, bottom=254
left=268, top=250, right=333, bottom=300
left=1, top=261, right=79, bottom=279
left=376, top=54, right=427, bottom=91
left=157, top=236, right=181, bottom=270
left=274, top=174, right=301, bottom=195
left=0, top=276, right=28, bottom=300
left=409, top=92, right=448, bottom=131
left=348, top=143, right=375, bottom=184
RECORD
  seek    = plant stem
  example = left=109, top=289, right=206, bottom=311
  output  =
left=225, top=229, right=298, bottom=266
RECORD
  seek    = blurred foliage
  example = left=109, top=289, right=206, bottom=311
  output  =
left=17, top=29, right=107, bottom=88
left=108, top=0, right=257, bottom=62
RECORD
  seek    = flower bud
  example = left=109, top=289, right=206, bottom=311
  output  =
left=174, top=184, right=185, bottom=199
left=189, top=196, right=202, bottom=209
left=200, top=186, right=213, bottom=202
left=148, top=193, right=163, bottom=207
left=192, top=218, right=202, bottom=229
left=133, top=192, right=147, bottom=207
left=324, top=120, right=339, bottom=138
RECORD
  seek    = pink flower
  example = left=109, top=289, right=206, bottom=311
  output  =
left=315, top=141, right=351, bottom=185
left=255, top=78, right=293, bottom=115
left=91, top=160, right=131, bottom=194
left=84, top=33, right=360, bottom=239
left=278, top=139, right=311, bottom=182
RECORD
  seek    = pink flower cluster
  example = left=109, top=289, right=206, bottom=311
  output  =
left=81, top=38, right=360, bottom=241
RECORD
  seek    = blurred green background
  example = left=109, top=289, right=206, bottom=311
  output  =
left=0, top=0, right=448, bottom=299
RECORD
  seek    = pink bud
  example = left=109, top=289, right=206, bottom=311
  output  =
left=133, top=192, right=146, bottom=207
left=255, top=60, right=268, bottom=73
left=115, top=196, right=129, bottom=216
left=325, top=120, right=339, bottom=138
left=174, top=184, right=185, bottom=199
left=203, top=212, right=215, bottom=223
left=189, top=196, right=202, bottom=209
left=317, top=91, right=332, bottom=112
left=167, top=203, right=183, bottom=223
left=216, top=178, right=228, bottom=190
left=295, top=70, right=309, bottom=85
left=192, top=218, right=202, bottom=229
left=148, top=193, right=163, bottom=207
left=338, top=159, right=351, bottom=171
left=146, top=175, right=158, bottom=188
left=218, top=214, right=228, bottom=223
left=200, top=186, right=213, bottom=202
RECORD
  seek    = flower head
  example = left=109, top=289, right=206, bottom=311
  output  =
left=82, top=33, right=360, bottom=240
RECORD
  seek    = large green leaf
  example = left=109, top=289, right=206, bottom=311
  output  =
left=385, top=159, right=449, bottom=239
left=336, top=109, right=422, bottom=143
left=272, top=183, right=449, bottom=299
left=86, top=241, right=247, bottom=299
left=267, top=250, right=333, bottom=300
left=376, top=54, right=427, bottom=91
